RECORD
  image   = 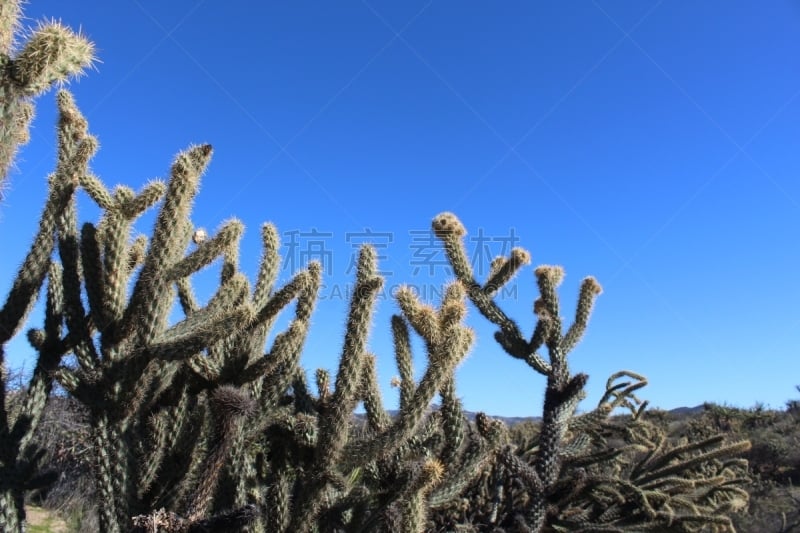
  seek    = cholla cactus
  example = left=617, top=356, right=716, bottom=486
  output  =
left=0, top=0, right=95, bottom=196
left=429, top=211, right=752, bottom=532
left=0, top=4, right=755, bottom=532
left=4, top=98, right=754, bottom=532
left=0, top=89, right=97, bottom=532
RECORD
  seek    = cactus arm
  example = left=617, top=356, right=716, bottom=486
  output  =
left=360, top=353, right=391, bottom=433
left=290, top=246, right=383, bottom=531
left=0, top=8, right=95, bottom=192
left=122, top=144, right=212, bottom=348
left=391, top=314, right=416, bottom=412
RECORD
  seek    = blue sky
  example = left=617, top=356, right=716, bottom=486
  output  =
left=2, top=1, right=800, bottom=417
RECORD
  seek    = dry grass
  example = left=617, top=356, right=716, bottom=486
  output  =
left=25, top=506, right=68, bottom=533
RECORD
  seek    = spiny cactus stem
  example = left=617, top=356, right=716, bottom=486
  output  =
left=124, top=144, right=212, bottom=346
left=391, top=315, right=416, bottom=413
left=186, top=387, right=254, bottom=522
left=0, top=173, right=73, bottom=345
left=432, top=212, right=525, bottom=350
left=292, top=246, right=383, bottom=531
left=0, top=1, right=22, bottom=53
left=252, top=223, right=281, bottom=308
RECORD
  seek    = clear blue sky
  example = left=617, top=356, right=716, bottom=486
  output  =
left=2, top=1, right=800, bottom=417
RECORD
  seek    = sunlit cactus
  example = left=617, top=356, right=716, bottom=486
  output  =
left=0, top=87, right=96, bottom=533
left=0, top=3, right=756, bottom=532
left=0, top=0, right=95, bottom=197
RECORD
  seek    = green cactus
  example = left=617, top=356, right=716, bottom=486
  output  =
left=0, top=3, right=756, bottom=531
left=0, top=83, right=96, bottom=532
left=0, top=0, right=95, bottom=197
left=1, top=95, right=752, bottom=532
left=428, top=212, right=752, bottom=532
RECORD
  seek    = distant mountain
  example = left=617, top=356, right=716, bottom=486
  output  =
left=661, top=404, right=706, bottom=417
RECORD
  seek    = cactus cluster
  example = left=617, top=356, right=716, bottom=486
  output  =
left=0, top=3, right=754, bottom=532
